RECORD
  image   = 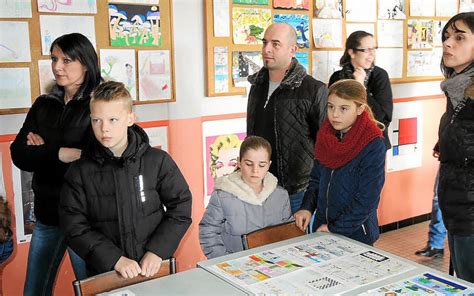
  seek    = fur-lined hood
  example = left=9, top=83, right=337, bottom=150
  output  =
left=247, top=57, right=307, bottom=90
left=214, top=171, right=278, bottom=206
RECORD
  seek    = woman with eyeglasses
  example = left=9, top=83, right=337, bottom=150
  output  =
left=329, top=31, right=393, bottom=149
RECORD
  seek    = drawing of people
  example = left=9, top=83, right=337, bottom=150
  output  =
left=209, top=134, right=243, bottom=179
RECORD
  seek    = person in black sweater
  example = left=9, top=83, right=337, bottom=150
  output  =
left=329, top=31, right=393, bottom=149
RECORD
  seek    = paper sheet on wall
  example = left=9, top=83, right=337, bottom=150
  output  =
left=143, top=126, right=168, bottom=151
left=232, top=51, right=262, bottom=87
left=386, top=101, right=424, bottom=173
left=0, top=0, right=32, bottom=18
left=38, top=60, right=55, bottom=95
left=214, top=46, right=229, bottom=93
left=232, top=7, right=271, bottom=45
left=435, top=0, right=458, bottom=16
left=295, top=52, right=309, bottom=73
left=213, top=0, right=230, bottom=37
left=346, top=23, right=375, bottom=40
left=138, top=50, right=172, bottom=100
left=314, top=0, right=342, bottom=18
left=410, top=0, right=435, bottom=16
left=377, top=0, right=406, bottom=19
left=40, top=15, right=96, bottom=55
left=433, top=20, right=447, bottom=47
left=0, top=21, right=31, bottom=63
left=345, top=0, right=376, bottom=22
left=100, top=49, right=137, bottom=100
left=37, top=0, right=97, bottom=14
left=377, top=20, right=403, bottom=47
left=376, top=48, right=403, bottom=79
left=407, top=49, right=442, bottom=77
left=312, top=19, right=343, bottom=48
left=460, top=0, right=474, bottom=12
left=311, top=50, right=343, bottom=83
left=0, top=68, right=31, bottom=109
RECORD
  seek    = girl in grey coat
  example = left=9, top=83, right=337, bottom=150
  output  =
left=199, top=136, right=292, bottom=259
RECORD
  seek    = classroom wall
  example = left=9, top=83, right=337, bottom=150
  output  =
left=0, top=1, right=445, bottom=295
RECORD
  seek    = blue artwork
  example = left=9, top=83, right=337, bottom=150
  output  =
left=273, top=14, right=310, bottom=48
left=295, top=52, right=309, bottom=73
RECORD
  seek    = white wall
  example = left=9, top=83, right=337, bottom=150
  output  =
left=0, top=0, right=443, bottom=135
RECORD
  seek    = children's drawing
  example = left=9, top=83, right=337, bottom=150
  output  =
left=295, top=52, right=308, bottom=73
left=407, top=49, right=442, bottom=77
left=377, top=20, right=403, bottom=47
left=0, top=21, right=31, bottom=63
left=378, top=0, right=406, bottom=19
left=433, top=20, right=447, bottom=47
left=312, top=18, right=342, bottom=48
left=410, top=0, right=435, bottom=16
left=0, top=68, right=31, bottom=109
left=38, top=0, right=97, bottom=14
left=138, top=50, right=171, bottom=100
left=232, top=51, right=263, bottom=87
left=0, top=0, right=32, bottom=18
left=38, top=60, right=56, bottom=95
left=232, top=8, right=271, bottom=45
left=314, top=0, right=342, bottom=18
left=40, top=15, right=96, bottom=55
left=273, top=14, right=309, bottom=48
left=109, top=4, right=161, bottom=47
left=202, top=118, right=247, bottom=207
left=273, top=0, right=310, bottom=10
left=408, top=20, right=434, bottom=49
left=312, top=50, right=342, bottom=83
left=214, top=46, right=229, bottom=93
left=345, top=0, right=376, bottom=22
left=100, top=49, right=137, bottom=100
left=376, top=48, right=403, bottom=79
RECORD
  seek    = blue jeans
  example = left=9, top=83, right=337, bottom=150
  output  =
left=428, top=170, right=447, bottom=249
left=24, top=222, right=88, bottom=296
left=289, top=191, right=305, bottom=214
left=448, top=233, right=474, bottom=283
left=0, top=238, right=13, bottom=264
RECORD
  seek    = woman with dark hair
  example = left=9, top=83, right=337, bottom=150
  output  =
left=10, top=33, right=102, bottom=295
left=436, top=12, right=474, bottom=283
left=329, top=31, right=393, bottom=149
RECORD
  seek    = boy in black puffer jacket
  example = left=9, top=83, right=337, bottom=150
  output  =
left=59, top=81, right=192, bottom=278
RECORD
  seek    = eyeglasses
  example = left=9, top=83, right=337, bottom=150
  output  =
left=354, top=48, right=377, bottom=53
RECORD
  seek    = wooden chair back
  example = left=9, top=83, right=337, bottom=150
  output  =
left=73, top=257, right=176, bottom=296
left=241, top=221, right=305, bottom=250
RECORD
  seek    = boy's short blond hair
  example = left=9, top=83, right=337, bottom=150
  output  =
left=91, top=81, right=133, bottom=112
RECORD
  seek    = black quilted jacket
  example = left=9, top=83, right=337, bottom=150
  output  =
left=247, top=58, right=328, bottom=195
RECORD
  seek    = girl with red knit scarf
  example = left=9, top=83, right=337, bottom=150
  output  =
left=294, top=79, right=386, bottom=245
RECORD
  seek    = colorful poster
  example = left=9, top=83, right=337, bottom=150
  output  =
left=377, top=20, right=403, bottom=47
left=138, top=50, right=172, bottom=100
left=386, top=101, right=424, bottom=172
left=38, top=0, right=97, bottom=14
left=214, top=0, right=230, bottom=37
left=100, top=49, right=137, bottom=100
left=38, top=60, right=56, bottom=95
left=312, top=50, right=343, bottom=83
left=109, top=4, right=161, bottom=47
left=12, top=164, right=35, bottom=243
left=40, top=15, right=96, bottom=55
left=312, top=18, right=343, bottom=48
left=232, top=51, right=263, bottom=88
left=0, top=68, right=31, bottom=109
left=314, top=0, right=342, bottom=18
left=232, top=8, right=271, bottom=45
left=408, top=20, right=434, bottom=49
left=376, top=48, right=403, bottom=79
left=202, top=118, right=246, bottom=207
left=273, top=14, right=310, bottom=48
left=378, top=0, right=406, bottom=19
left=295, top=52, right=308, bottom=73
left=273, top=0, right=310, bottom=10
left=345, top=0, right=376, bottom=22
left=0, top=0, right=32, bottom=18
left=214, top=47, right=229, bottom=93
left=0, top=21, right=31, bottom=63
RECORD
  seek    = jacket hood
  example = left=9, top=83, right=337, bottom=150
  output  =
left=247, top=57, right=307, bottom=90
left=214, top=171, right=278, bottom=205
left=86, top=124, right=150, bottom=165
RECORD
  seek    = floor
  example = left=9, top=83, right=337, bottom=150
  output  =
left=375, top=221, right=450, bottom=274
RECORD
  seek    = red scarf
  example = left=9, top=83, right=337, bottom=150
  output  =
left=315, top=111, right=383, bottom=169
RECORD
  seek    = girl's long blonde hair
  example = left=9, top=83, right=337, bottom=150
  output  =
left=328, top=79, right=385, bottom=130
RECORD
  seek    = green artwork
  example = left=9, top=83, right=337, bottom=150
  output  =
left=232, top=0, right=269, bottom=5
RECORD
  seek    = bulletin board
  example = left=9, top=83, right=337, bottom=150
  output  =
left=205, top=0, right=469, bottom=97
left=0, top=0, right=175, bottom=115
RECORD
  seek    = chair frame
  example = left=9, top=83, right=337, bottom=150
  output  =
left=241, top=221, right=305, bottom=250
left=73, top=257, right=176, bottom=296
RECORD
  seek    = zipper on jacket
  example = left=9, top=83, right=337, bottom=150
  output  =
left=325, top=170, right=334, bottom=225
left=273, top=94, right=284, bottom=188
left=362, top=223, right=367, bottom=235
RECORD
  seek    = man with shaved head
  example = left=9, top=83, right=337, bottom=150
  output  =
left=247, top=23, right=328, bottom=213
